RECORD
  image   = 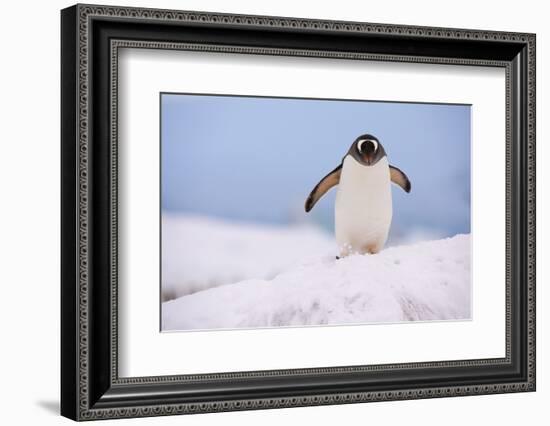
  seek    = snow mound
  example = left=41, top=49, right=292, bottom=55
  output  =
left=162, top=234, right=471, bottom=331
left=162, top=214, right=335, bottom=300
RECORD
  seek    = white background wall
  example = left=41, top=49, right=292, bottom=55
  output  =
left=0, top=0, right=546, bottom=424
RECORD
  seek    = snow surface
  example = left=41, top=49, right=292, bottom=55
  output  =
left=162, top=231, right=471, bottom=331
left=162, top=214, right=335, bottom=301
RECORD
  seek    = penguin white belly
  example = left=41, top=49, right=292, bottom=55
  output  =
left=335, top=156, right=392, bottom=256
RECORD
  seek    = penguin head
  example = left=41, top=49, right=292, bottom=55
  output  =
left=348, top=134, right=386, bottom=166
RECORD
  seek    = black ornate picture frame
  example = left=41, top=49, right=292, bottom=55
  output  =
left=61, top=3, right=536, bottom=421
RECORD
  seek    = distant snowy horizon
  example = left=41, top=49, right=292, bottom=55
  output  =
left=161, top=213, right=453, bottom=300
left=161, top=213, right=335, bottom=301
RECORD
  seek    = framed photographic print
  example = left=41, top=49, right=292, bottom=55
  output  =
left=61, top=3, right=536, bottom=421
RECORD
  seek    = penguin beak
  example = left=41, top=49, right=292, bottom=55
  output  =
left=363, top=154, right=373, bottom=165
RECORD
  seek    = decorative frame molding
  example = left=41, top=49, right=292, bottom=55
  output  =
left=61, top=3, right=535, bottom=421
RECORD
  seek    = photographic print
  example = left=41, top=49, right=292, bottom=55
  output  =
left=61, top=6, right=536, bottom=418
left=160, top=93, right=471, bottom=332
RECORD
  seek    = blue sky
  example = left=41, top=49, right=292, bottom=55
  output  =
left=161, top=93, right=470, bottom=243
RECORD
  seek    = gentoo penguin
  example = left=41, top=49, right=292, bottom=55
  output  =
left=305, top=134, right=411, bottom=257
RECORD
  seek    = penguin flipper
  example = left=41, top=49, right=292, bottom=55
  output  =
left=305, top=164, right=342, bottom=212
left=389, top=165, right=411, bottom=193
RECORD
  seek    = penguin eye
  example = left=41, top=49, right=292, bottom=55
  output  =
left=358, top=140, right=378, bottom=154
